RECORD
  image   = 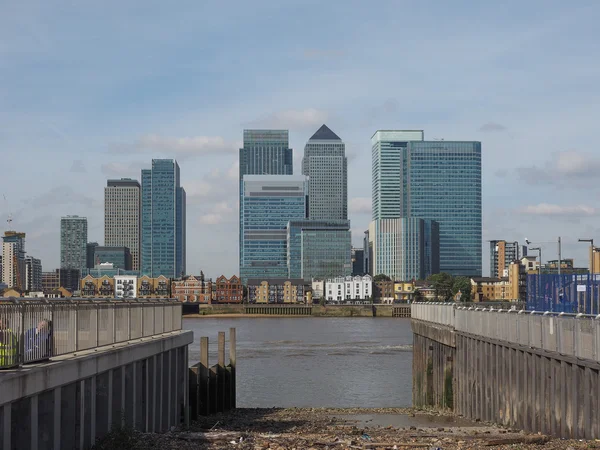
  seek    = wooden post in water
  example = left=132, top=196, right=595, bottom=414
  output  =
left=229, top=327, right=236, bottom=409
left=199, top=337, right=210, bottom=416
left=218, top=331, right=226, bottom=412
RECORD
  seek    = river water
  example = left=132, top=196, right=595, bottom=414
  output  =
left=184, top=317, right=413, bottom=408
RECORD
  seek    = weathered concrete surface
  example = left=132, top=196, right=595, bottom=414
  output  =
left=411, top=318, right=456, bottom=348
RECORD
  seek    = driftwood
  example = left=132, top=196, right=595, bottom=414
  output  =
left=173, top=431, right=243, bottom=442
left=483, top=435, right=551, bottom=446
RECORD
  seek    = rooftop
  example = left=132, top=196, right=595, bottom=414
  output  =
left=309, top=124, right=341, bottom=141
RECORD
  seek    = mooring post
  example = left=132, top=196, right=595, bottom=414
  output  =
left=218, top=331, right=226, bottom=412
left=229, top=327, right=237, bottom=409
left=200, top=337, right=210, bottom=416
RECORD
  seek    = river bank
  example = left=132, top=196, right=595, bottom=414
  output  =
left=184, top=304, right=410, bottom=318
left=95, top=408, right=593, bottom=449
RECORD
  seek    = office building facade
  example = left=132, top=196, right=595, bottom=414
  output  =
left=490, top=240, right=526, bottom=278
left=2, top=232, right=26, bottom=290
left=371, top=131, right=482, bottom=276
left=352, top=248, right=365, bottom=276
left=60, top=216, right=88, bottom=270
left=25, top=256, right=42, bottom=292
left=240, top=175, right=307, bottom=282
left=86, top=242, right=99, bottom=269
left=94, top=246, right=132, bottom=270
left=105, top=179, right=141, bottom=270
left=368, top=218, right=440, bottom=281
left=141, top=159, right=186, bottom=278
left=302, top=125, right=347, bottom=220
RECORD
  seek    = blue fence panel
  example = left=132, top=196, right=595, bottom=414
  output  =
left=527, top=274, right=600, bottom=314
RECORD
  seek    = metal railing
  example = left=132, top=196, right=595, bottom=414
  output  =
left=411, top=302, right=600, bottom=363
left=0, top=298, right=182, bottom=369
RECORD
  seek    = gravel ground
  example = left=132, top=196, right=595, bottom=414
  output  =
left=97, top=408, right=600, bottom=450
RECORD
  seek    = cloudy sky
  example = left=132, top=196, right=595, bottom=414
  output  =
left=2, top=1, right=600, bottom=278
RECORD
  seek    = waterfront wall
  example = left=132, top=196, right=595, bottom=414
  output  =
left=182, top=303, right=411, bottom=317
left=0, top=331, right=193, bottom=450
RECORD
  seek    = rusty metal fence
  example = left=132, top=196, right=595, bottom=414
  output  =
left=0, top=298, right=182, bottom=369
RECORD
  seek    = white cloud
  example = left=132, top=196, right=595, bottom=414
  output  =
left=111, top=135, right=240, bottom=158
left=197, top=202, right=236, bottom=225
left=479, top=122, right=507, bottom=132
left=516, top=150, right=600, bottom=188
left=101, top=161, right=148, bottom=177
left=247, top=108, right=329, bottom=130
left=517, top=203, right=598, bottom=216
left=349, top=197, right=371, bottom=215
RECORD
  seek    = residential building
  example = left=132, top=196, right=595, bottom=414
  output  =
left=351, top=248, right=365, bottom=276
left=592, top=247, right=600, bottom=274
left=81, top=275, right=115, bottom=297
left=0, top=288, right=23, bottom=298
left=508, top=261, right=527, bottom=302
left=141, top=159, right=186, bottom=278
left=45, top=287, right=72, bottom=299
left=371, top=131, right=482, bottom=276
left=2, top=231, right=26, bottom=290
left=311, top=280, right=324, bottom=300
left=58, top=268, right=81, bottom=293
left=41, top=271, right=59, bottom=293
left=324, top=275, right=372, bottom=302
left=302, top=124, right=347, bottom=220
left=287, top=219, right=352, bottom=281
left=247, top=278, right=308, bottom=303
left=86, top=242, right=99, bottom=269
left=542, top=259, right=588, bottom=275
left=137, top=275, right=170, bottom=298
left=171, top=273, right=213, bottom=303
left=239, top=130, right=293, bottom=272
left=368, top=218, right=440, bottom=281
left=60, top=216, right=88, bottom=270
left=213, top=276, right=243, bottom=304
left=490, top=240, right=526, bottom=278
left=94, top=246, right=132, bottom=270
left=521, top=256, right=539, bottom=274
left=105, top=179, right=141, bottom=271
left=114, top=275, right=137, bottom=299
left=471, top=277, right=510, bottom=301
left=240, top=175, right=307, bottom=283
left=373, top=279, right=395, bottom=304
left=24, top=256, right=42, bottom=292
left=394, top=281, right=415, bottom=302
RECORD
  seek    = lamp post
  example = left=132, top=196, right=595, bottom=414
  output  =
left=578, top=238, right=595, bottom=314
left=529, top=247, right=542, bottom=307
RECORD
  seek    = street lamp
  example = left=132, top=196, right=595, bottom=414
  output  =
left=530, top=247, right=542, bottom=307
left=578, top=238, right=595, bottom=313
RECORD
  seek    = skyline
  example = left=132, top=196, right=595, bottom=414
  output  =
left=2, top=1, right=600, bottom=278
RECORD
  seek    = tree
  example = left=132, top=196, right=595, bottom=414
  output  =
left=452, top=277, right=472, bottom=302
left=413, top=289, right=424, bottom=303
left=373, top=274, right=392, bottom=282
left=427, top=273, right=454, bottom=301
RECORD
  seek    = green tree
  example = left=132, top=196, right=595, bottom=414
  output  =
left=427, top=273, right=454, bottom=301
left=452, top=277, right=472, bottom=302
left=373, top=274, right=392, bottom=282
left=413, top=289, right=424, bottom=302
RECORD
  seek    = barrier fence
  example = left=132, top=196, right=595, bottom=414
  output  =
left=412, top=302, right=600, bottom=362
left=0, top=297, right=182, bottom=369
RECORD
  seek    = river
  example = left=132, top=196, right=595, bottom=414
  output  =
left=184, top=317, right=413, bottom=408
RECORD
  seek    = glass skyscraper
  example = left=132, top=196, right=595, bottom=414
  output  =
left=302, top=125, right=347, bottom=220
left=368, top=218, right=439, bottom=281
left=239, top=130, right=293, bottom=274
left=287, top=219, right=352, bottom=282
left=240, top=175, right=307, bottom=283
left=371, top=131, right=482, bottom=277
left=60, top=216, right=87, bottom=271
left=141, top=159, right=186, bottom=278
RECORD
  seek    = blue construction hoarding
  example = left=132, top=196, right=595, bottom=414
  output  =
left=527, top=273, right=600, bottom=314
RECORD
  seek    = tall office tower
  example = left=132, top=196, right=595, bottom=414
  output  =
left=368, top=218, right=440, bottom=281
left=287, top=219, right=352, bottom=281
left=302, top=125, right=347, bottom=220
left=371, top=131, right=482, bottom=276
left=239, top=130, right=293, bottom=274
left=105, top=178, right=141, bottom=270
left=490, top=240, right=527, bottom=278
left=351, top=248, right=365, bottom=276
left=25, top=256, right=42, bottom=292
left=86, top=242, right=99, bottom=269
left=2, top=231, right=26, bottom=289
left=60, top=216, right=88, bottom=271
left=141, top=159, right=186, bottom=278
left=240, top=175, right=307, bottom=283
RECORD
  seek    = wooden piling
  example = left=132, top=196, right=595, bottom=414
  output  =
left=199, top=337, right=210, bottom=416
left=229, top=328, right=236, bottom=409
left=218, top=331, right=226, bottom=412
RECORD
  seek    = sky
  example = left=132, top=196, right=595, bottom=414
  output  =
left=2, top=0, right=600, bottom=278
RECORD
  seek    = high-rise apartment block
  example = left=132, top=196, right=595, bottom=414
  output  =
left=490, top=240, right=527, bottom=278
left=371, top=131, right=482, bottom=277
left=25, top=256, right=42, bottom=292
left=86, top=242, right=99, bottom=269
left=2, top=231, right=26, bottom=290
left=368, top=218, right=439, bottom=281
left=105, top=179, right=141, bottom=270
left=240, top=175, right=307, bottom=283
left=302, top=125, right=347, bottom=220
left=60, top=216, right=88, bottom=271
left=141, top=159, right=186, bottom=278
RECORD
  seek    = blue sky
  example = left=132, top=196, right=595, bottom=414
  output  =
left=2, top=0, right=600, bottom=278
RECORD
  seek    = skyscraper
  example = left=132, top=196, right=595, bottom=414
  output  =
left=104, top=178, right=141, bottom=270
left=490, top=240, right=526, bottom=278
left=371, top=131, right=482, bottom=277
left=368, top=218, right=440, bottom=281
left=60, top=216, right=87, bottom=271
left=240, top=175, right=307, bottom=283
left=141, top=159, right=186, bottom=278
left=239, top=130, right=293, bottom=274
left=302, top=125, right=347, bottom=220
left=86, top=242, right=99, bottom=269
left=2, top=231, right=26, bottom=290
left=25, top=256, right=42, bottom=292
